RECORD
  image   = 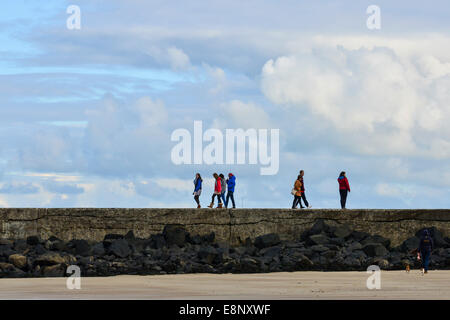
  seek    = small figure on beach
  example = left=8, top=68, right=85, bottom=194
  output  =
left=418, top=229, right=434, bottom=275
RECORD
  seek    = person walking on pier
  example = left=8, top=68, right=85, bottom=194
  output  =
left=299, top=170, right=312, bottom=208
left=219, top=173, right=227, bottom=206
left=225, top=173, right=236, bottom=208
left=292, top=175, right=304, bottom=209
left=418, top=229, right=434, bottom=275
left=193, top=173, right=203, bottom=208
left=208, top=173, right=223, bottom=208
left=338, top=171, right=350, bottom=209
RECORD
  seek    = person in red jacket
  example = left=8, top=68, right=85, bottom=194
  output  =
left=208, top=173, right=223, bottom=208
left=337, top=171, right=350, bottom=209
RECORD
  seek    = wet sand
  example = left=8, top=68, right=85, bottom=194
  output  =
left=0, top=270, right=449, bottom=300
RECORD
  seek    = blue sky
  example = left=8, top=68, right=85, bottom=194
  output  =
left=1, top=0, right=450, bottom=208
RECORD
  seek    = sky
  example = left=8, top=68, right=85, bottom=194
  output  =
left=0, top=0, right=449, bottom=208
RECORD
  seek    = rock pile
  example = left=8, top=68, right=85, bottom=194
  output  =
left=0, top=221, right=449, bottom=278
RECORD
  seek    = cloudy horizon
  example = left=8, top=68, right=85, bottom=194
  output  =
left=1, top=0, right=450, bottom=209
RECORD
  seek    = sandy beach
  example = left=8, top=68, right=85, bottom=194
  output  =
left=0, top=270, right=448, bottom=300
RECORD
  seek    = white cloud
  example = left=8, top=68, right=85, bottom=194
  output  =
left=261, top=42, right=450, bottom=158
left=167, top=47, right=191, bottom=70
left=219, top=100, right=272, bottom=129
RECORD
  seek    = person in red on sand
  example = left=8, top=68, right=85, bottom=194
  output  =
left=337, top=171, right=350, bottom=209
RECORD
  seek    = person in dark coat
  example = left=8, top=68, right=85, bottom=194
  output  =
left=219, top=174, right=227, bottom=206
left=292, top=175, right=304, bottom=209
left=418, top=229, right=434, bottom=274
left=337, top=171, right=350, bottom=209
left=299, top=170, right=311, bottom=208
left=225, top=173, right=236, bottom=209
left=193, top=173, right=203, bottom=208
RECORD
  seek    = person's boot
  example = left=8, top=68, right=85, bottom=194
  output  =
left=217, top=203, right=223, bottom=209
left=208, top=202, right=214, bottom=208
left=197, top=204, right=201, bottom=209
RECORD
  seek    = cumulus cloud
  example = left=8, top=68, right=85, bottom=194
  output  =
left=261, top=45, right=450, bottom=158
left=217, top=100, right=272, bottom=129
left=82, top=94, right=171, bottom=176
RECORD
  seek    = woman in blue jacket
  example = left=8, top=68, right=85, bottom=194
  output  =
left=193, top=173, right=203, bottom=208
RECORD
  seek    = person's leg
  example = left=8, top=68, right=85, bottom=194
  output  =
left=221, top=193, right=226, bottom=205
left=208, top=194, right=215, bottom=208
left=343, top=190, right=348, bottom=208
left=194, top=195, right=200, bottom=205
left=292, top=196, right=298, bottom=209
left=301, top=192, right=309, bottom=207
left=423, top=251, right=430, bottom=272
left=230, top=191, right=236, bottom=208
left=340, top=190, right=346, bottom=209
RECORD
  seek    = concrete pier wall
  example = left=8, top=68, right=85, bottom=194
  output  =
left=0, top=208, right=449, bottom=247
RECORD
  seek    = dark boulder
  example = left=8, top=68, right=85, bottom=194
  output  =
left=50, top=240, right=65, bottom=251
left=239, top=258, right=260, bottom=273
left=362, top=243, right=388, bottom=257
left=294, top=255, right=314, bottom=269
left=109, top=239, right=131, bottom=258
left=311, top=219, right=331, bottom=235
left=26, top=236, right=40, bottom=246
left=361, top=235, right=390, bottom=248
left=350, top=230, right=370, bottom=242
left=92, top=243, right=105, bottom=256
left=254, top=233, right=281, bottom=249
left=0, top=245, right=15, bottom=258
left=307, top=233, right=330, bottom=245
left=35, top=253, right=66, bottom=266
left=401, top=236, right=420, bottom=253
left=342, top=257, right=361, bottom=268
left=163, top=225, right=188, bottom=247
left=34, top=244, right=47, bottom=255
left=260, top=246, right=282, bottom=258
left=310, top=245, right=329, bottom=253
left=149, top=234, right=166, bottom=249
left=329, top=237, right=346, bottom=246
left=41, top=264, right=65, bottom=277
left=198, top=246, right=221, bottom=265
left=187, top=234, right=202, bottom=245
left=0, top=262, right=26, bottom=278
left=104, top=234, right=124, bottom=240
left=72, top=240, right=91, bottom=256
left=346, top=242, right=363, bottom=252
left=13, top=240, right=28, bottom=252
left=332, top=225, right=352, bottom=239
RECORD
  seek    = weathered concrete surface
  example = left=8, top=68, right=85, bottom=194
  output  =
left=0, top=209, right=449, bottom=247
left=0, top=271, right=449, bottom=300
